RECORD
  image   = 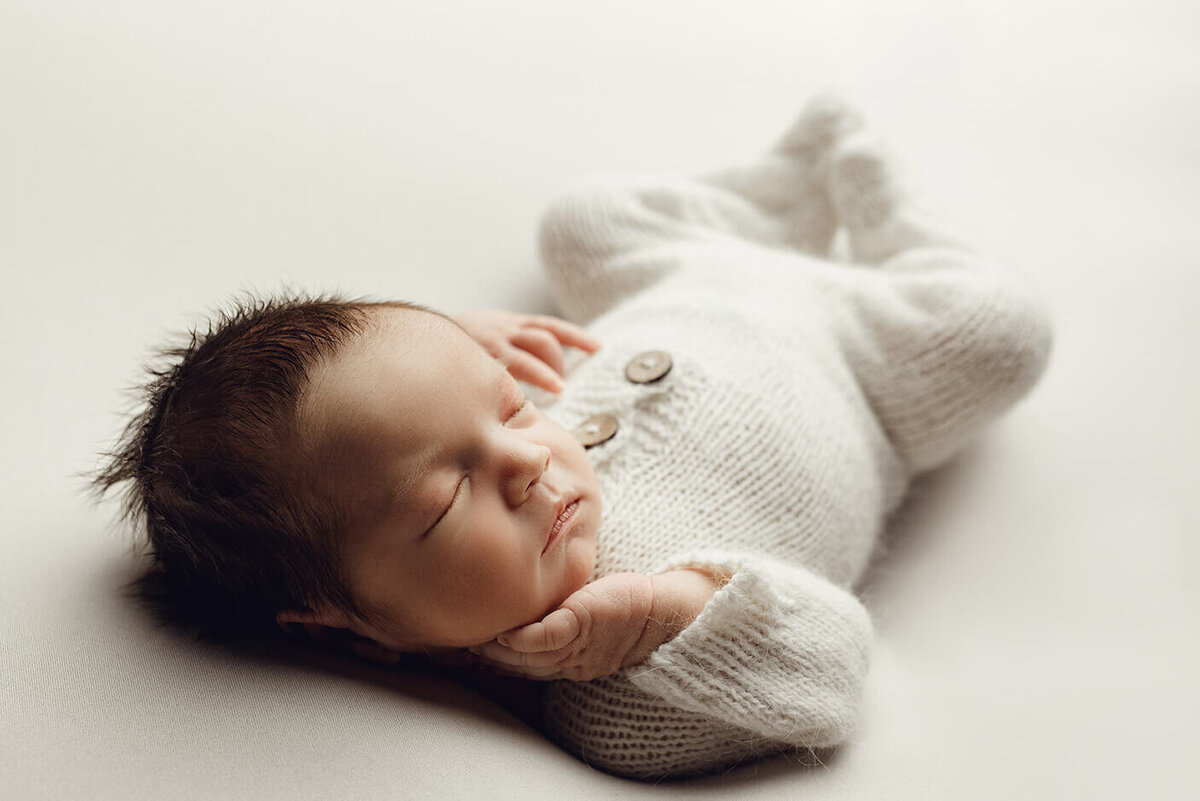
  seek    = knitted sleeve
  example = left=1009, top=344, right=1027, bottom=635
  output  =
left=542, top=552, right=872, bottom=780
left=537, top=175, right=771, bottom=324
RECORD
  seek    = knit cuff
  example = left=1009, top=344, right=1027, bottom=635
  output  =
left=625, top=551, right=873, bottom=748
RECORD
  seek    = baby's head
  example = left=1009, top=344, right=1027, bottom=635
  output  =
left=97, top=295, right=600, bottom=659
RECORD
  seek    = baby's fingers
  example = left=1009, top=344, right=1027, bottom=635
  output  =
left=526, top=315, right=601, bottom=354
left=511, top=328, right=565, bottom=376
left=471, top=640, right=560, bottom=669
left=500, top=608, right=580, bottom=653
left=501, top=349, right=564, bottom=393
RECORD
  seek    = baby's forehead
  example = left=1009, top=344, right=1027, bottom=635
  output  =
left=362, top=306, right=511, bottom=388
left=365, top=303, right=453, bottom=343
left=312, top=307, right=480, bottom=423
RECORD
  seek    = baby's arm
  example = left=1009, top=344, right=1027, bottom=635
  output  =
left=429, top=553, right=881, bottom=779
left=473, top=569, right=723, bottom=682
left=548, top=554, right=873, bottom=779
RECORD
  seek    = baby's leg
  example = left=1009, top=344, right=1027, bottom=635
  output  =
left=701, top=95, right=867, bottom=254
left=829, top=135, right=959, bottom=263
left=541, top=97, right=863, bottom=323
left=829, top=144, right=1053, bottom=474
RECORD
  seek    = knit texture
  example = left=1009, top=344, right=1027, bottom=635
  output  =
left=524, top=99, right=1053, bottom=780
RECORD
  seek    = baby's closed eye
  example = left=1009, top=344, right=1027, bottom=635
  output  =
left=423, top=477, right=465, bottom=537
left=506, top=398, right=532, bottom=423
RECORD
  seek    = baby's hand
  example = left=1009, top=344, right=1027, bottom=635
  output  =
left=452, top=309, right=600, bottom=393
left=472, top=573, right=658, bottom=682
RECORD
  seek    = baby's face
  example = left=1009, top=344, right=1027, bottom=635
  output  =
left=301, top=307, right=599, bottom=650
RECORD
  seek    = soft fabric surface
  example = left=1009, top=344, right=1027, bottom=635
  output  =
left=2, top=2, right=1197, bottom=798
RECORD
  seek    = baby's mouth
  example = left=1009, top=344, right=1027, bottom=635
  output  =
left=542, top=499, right=580, bottom=555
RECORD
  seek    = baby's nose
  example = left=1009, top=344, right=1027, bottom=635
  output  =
left=503, top=443, right=551, bottom=506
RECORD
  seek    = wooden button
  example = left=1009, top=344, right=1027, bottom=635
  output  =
left=573, top=414, right=618, bottom=447
left=624, top=350, right=672, bottom=384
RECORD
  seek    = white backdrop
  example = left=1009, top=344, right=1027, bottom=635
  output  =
left=2, top=2, right=1198, bottom=798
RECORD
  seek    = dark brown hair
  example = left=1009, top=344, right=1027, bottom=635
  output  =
left=95, top=293, right=433, bottom=638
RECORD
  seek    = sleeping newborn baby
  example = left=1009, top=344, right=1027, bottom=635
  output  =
left=98, top=97, right=1052, bottom=780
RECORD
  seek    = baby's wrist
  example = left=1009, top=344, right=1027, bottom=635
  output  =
left=657, top=567, right=726, bottom=629
left=625, top=568, right=724, bottom=666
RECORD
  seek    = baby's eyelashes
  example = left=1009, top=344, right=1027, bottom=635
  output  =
left=505, top=398, right=537, bottom=424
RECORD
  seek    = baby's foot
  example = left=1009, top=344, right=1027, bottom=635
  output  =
left=770, top=96, right=867, bottom=252
left=828, top=137, right=954, bottom=263
left=705, top=96, right=866, bottom=254
left=774, top=94, right=866, bottom=164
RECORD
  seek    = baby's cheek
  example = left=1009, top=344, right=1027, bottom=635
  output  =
left=498, top=553, right=555, bottom=620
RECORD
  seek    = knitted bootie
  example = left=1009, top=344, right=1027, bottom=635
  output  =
left=704, top=95, right=866, bottom=255
left=828, top=136, right=955, bottom=264
left=774, top=94, right=866, bottom=164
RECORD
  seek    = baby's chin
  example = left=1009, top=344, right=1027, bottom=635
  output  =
left=564, top=516, right=598, bottom=588
left=525, top=537, right=596, bottom=628
left=471, top=515, right=597, bottom=643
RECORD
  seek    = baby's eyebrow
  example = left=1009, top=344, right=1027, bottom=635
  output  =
left=387, top=445, right=442, bottom=527
left=492, top=359, right=523, bottom=397
left=490, top=357, right=512, bottom=386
